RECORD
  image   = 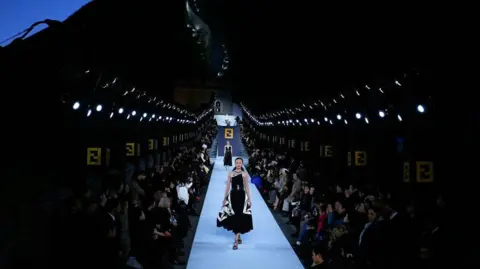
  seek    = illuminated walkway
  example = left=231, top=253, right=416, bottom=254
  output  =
left=187, top=158, right=303, bottom=269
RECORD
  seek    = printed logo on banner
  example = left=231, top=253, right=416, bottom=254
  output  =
left=320, top=145, right=333, bottom=157
left=416, top=161, right=433, bottom=183
left=126, top=142, right=137, bottom=156
left=403, top=162, right=410, bottom=182
left=347, top=152, right=352, bottom=166
left=303, top=141, right=310, bottom=151
left=289, top=140, right=296, bottom=148
left=300, top=142, right=309, bottom=152
left=355, top=151, right=367, bottom=166
left=225, top=128, right=234, bottom=139
left=162, top=137, right=168, bottom=146
left=148, top=139, right=158, bottom=150
left=87, top=148, right=102, bottom=165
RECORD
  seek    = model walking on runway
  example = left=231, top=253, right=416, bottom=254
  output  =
left=217, top=157, right=254, bottom=250
left=223, top=140, right=233, bottom=169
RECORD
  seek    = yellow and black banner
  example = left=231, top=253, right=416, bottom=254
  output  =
left=162, top=137, right=169, bottom=147
left=416, top=161, right=433, bottom=183
left=126, top=142, right=140, bottom=157
left=354, top=151, right=367, bottom=166
left=87, top=147, right=102, bottom=166
left=86, top=147, right=111, bottom=167
left=288, top=139, right=296, bottom=149
left=320, top=145, right=333, bottom=157
left=300, top=141, right=310, bottom=152
left=225, top=128, right=234, bottom=139
left=148, top=139, right=158, bottom=151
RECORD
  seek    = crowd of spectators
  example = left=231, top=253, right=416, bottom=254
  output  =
left=50, top=120, right=217, bottom=269
left=241, top=122, right=448, bottom=269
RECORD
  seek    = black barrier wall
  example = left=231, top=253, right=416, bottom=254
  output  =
left=243, top=113, right=436, bottom=191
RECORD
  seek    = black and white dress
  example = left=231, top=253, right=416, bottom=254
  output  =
left=217, top=172, right=253, bottom=234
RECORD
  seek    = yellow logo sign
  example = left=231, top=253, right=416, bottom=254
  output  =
left=148, top=139, right=158, bottom=151
left=301, top=141, right=310, bottom=152
left=320, top=145, right=333, bottom=157
left=87, top=147, right=102, bottom=165
left=225, top=128, right=234, bottom=139
left=355, top=151, right=367, bottom=166
left=126, top=142, right=137, bottom=156
left=403, top=162, right=410, bottom=182
left=416, top=161, right=433, bottom=183
left=289, top=140, right=296, bottom=148
left=162, top=137, right=168, bottom=146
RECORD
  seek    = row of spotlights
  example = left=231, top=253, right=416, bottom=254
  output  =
left=73, top=102, right=193, bottom=118
left=261, top=105, right=426, bottom=126
left=72, top=101, right=195, bottom=123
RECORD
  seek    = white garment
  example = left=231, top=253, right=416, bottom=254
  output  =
left=176, top=182, right=193, bottom=205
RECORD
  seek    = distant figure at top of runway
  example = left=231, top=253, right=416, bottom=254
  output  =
left=225, top=116, right=231, bottom=126
left=217, top=157, right=254, bottom=250
left=224, top=141, right=233, bottom=169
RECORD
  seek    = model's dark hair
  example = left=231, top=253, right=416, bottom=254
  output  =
left=232, top=157, right=245, bottom=171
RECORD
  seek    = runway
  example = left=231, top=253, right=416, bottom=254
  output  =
left=187, top=158, right=304, bottom=269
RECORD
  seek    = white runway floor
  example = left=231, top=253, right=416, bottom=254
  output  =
left=186, top=158, right=304, bottom=269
